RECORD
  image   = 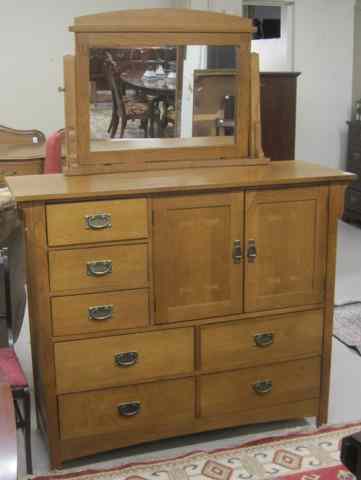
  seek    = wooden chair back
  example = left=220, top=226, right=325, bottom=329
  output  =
left=104, top=56, right=126, bottom=120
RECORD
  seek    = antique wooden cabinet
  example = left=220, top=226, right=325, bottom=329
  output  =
left=5, top=8, right=355, bottom=470
left=0, top=126, right=45, bottom=187
left=261, top=72, right=300, bottom=161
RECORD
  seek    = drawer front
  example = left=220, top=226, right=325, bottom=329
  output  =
left=49, top=244, right=148, bottom=292
left=200, top=357, right=320, bottom=418
left=52, top=289, right=149, bottom=336
left=46, top=198, right=148, bottom=246
left=55, top=327, right=194, bottom=393
left=59, top=377, right=195, bottom=439
left=345, top=188, right=361, bottom=213
left=200, top=310, right=323, bottom=371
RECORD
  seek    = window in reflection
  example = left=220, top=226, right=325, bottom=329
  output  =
left=89, top=46, right=238, bottom=151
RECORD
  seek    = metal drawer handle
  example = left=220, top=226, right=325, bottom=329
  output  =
left=85, top=213, right=112, bottom=230
left=88, top=304, right=113, bottom=321
left=232, top=240, right=243, bottom=264
left=118, top=401, right=141, bottom=417
left=254, top=333, right=274, bottom=348
left=247, top=240, right=257, bottom=263
left=86, top=260, right=112, bottom=277
left=253, top=380, right=273, bottom=395
left=115, top=351, right=138, bottom=367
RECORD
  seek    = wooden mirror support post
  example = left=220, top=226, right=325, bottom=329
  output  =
left=63, top=9, right=268, bottom=175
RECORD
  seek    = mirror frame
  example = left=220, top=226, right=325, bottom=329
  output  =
left=64, top=9, right=267, bottom=175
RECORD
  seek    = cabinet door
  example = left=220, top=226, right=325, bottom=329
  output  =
left=245, top=186, right=327, bottom=312
left=153, top=193, right=244, bottom=324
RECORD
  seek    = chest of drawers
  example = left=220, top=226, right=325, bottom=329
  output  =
left=6, top=161, right=353, bottom=468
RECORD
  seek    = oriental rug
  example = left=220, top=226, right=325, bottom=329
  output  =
left=29, top=422, right=361, bottom=480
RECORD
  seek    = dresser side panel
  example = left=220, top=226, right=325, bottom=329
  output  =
left=22, top=203, right=61, bottom=467
left=318, top=184, right=347, bottom=424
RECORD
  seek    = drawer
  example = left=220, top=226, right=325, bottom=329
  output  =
left=52, top=289, right=149, bottom=336
left=59, top=377, right=195, bottom=439
left=55, top=327, right=194, bottom=393
left=200, top=357, right=320, bottom=418
left=46, top=198, right=148, bottom=246
left=48, top=244, right=148, bottom=292
left=345, top=188, right=361, bottom=213
left=200, top=310, right=323, bottom=371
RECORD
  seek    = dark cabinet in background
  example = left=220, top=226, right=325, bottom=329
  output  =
left=261, top=72, right=300, bottom=161
left=343, top=121, right=361, bottom=223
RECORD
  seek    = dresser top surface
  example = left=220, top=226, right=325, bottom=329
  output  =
left=6, top=161, right=355, bottom=203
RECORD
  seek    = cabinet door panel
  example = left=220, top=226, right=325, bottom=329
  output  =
left=245, top=186, right=327, bottom=312
left=153, top=193, right=244, bottom=323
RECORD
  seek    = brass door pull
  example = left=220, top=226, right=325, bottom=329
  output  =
left=247, top=240, right=257, bottom=263
left=232, top=240, right=243, bottom=264
left=115, top=351, right=138, bottom=367
left=88, top=304, right=113, bottom=321
left=254, top=333, right=274, bottom=348
left=118, top=401, right=141, bottom=417
left=85, top=213, right=112, bottom=230
left=253, top=380, right=272, bottom=395
left=86, top=260, right=112, bottom=277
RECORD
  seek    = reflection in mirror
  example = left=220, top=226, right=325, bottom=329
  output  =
left=89, top=46, right=238, bottom=151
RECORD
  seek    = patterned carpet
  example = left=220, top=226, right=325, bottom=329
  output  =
left=334, top=303, right=361, bottom=354
left=28, top=423, right=361, bottom=480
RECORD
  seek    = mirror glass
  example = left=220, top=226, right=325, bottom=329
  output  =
left=89, top=46, right=238, bottom=152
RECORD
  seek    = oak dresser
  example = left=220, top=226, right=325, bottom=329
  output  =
left=5, top=7, right=357, bottom=469
left=6, top=161, right=354, bottom=468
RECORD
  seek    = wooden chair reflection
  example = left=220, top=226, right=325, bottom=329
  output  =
left=192, top=69, right=236, bottom=137
left=104, top=58, right=153, bottom=138
left=215, top=95, right=235, bottom=136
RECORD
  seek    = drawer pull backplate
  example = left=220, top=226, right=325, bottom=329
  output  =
left=85, top=213, right=112, bottom=230
left=86, top=260, right=112, bottom=277
left=88, top=304, right=113, bottom=321
left=232, top=240, right=243, bottom=264
left=254, top=333, right=274, bottom=348
left=118, top=401, right=141, bottom=417
left=253, top=380, right=273, bottom=395
left=247, top=240, right=257, bottom=263
left=115, top=351, right=139, bottom=367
